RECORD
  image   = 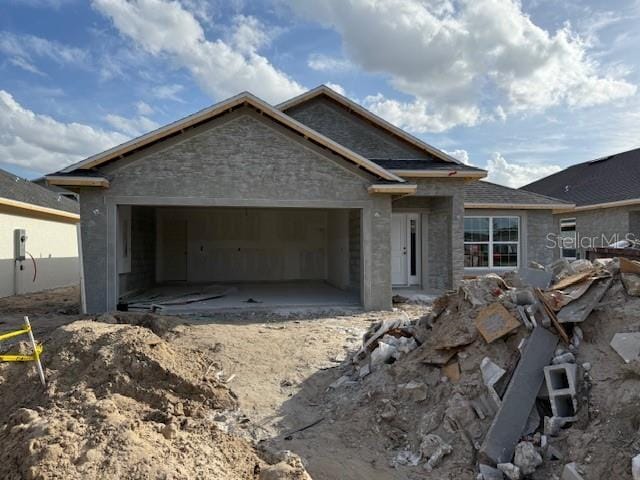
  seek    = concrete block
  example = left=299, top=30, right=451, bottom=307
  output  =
left=544, top=363, right=578, bottom=421
left=480, top=327, right=559, bottom=464
left=479, top=463, right=504, bottom=480
left=610, top=332, right=640, bottom=363
left=561, top=462, right=584, bottom=480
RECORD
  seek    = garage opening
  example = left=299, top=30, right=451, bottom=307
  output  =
left=117, top=205, right=362, bottom=312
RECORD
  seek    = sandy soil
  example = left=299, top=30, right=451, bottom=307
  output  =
left=0, top=287, right=428, bottom=479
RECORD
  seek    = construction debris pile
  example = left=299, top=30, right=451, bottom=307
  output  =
left=0, top=316, right=311, bottom=480
left=325, top=257, right=640, bottom=479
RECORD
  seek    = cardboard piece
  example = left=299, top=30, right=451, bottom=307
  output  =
left=442, top=360, right=461, bottom=383
left=475, top=303, right=521, bottom=344
left=620, top=257, right=640, bottom=275
left=551, top=269, right=596, bottom=291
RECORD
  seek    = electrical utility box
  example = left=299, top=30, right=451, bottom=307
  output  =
left=14, top=229, right=26, bottom=261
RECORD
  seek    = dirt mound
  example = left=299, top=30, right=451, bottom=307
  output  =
left=0, top=321, right=281, bottom=480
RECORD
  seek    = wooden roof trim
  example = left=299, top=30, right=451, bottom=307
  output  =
left=0, top=196, right=80, bottom=221
left=46, top=176, right=110, bottom=188
left=571, top=198, right=640, bottom=212
left=277, top=85, right=463, bottom=165
left=59, top=92, right=403, bottom=183
left=392, top=169, right=487, bottom=179
left=368, top=184, right=417, bottom=194
left=465, top=202, right=575, bottom=210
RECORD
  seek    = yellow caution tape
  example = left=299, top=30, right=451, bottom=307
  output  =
left=0, top=317, right=46, bottom=386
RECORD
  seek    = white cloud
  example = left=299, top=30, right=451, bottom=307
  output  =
left=0, top=31, right=88, bottom=70
left=151, top=84, right=184, bottom=102
left=444, top=149, right=470, bottom=165
left=135, top=101, right=154, bottom=116
left=105, top=113, right=159, bottom=136
left=93, top=0, right=305, bottom=103
left=0, top=90, right=127, bottom=173
left=8, top=56, right=46, bottom=76
left=325, top=82, right=345, bottom=96
left=363, top=93, right=481, bottom=133
left=287, top=0, right=637, bottom=132
left=307, top=53, right=352, bottom=72
left=484, top=152, right=562, bottom=188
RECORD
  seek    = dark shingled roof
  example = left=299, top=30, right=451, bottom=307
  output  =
left=0, top=168, right=79, bottom=214
left=465, top=180, right=571, bottom=207
left=370, top=158, right=485, bottom=172
left=521, top=147, right=640, bottom=207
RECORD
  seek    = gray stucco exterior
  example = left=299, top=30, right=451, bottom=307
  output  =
left=552, top=205, right=640, bottom=259
left=77, top=107, right=398, bottom=313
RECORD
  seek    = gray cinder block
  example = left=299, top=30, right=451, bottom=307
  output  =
left=480, top=327, right=559, bottom=465
left=544, top=363, right=578, bottom=421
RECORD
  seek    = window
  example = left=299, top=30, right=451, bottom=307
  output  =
left=464, top=216, right=520, bottom=268
left=560, top=218, right=577, bottom=259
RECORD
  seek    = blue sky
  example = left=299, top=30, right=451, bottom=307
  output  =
left=1, top=0, right=639, bottom=187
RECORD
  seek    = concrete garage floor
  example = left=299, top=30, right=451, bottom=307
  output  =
left=125, top=281, right=361, bottom=315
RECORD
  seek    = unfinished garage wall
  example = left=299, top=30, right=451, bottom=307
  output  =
left=327, top=210, right=350, bottom=290
left=156, top=207, right=329, bottom=283
left=348, top=209, right=361, bottom=291
left=118, top=206, right=156, bottom=295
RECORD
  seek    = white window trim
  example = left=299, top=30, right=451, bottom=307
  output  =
left=464, top=215, right=520, bottom=270
left=559, top=217, right=577, bottom=260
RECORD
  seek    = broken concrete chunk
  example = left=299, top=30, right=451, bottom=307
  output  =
left=398, top=381, right=428, bottom=402
left=552, top=352, right=576, bottom=364
left=622, top=273, right=640, bottom=296
left=543, top=416, right=567, bottom=437
left=518, top=267, right=553, bottom=289
left=610, top=332, right=640, bottom=364
left=510, top=288, right=536, bottom=306
left=561, top=462, right=585, bottom=480
left=497, top=463, right=521, bottom=480
left=632, top=454, right=640, bottom=480
left=479, top=464, right=505, bottom=480
left=481, top=357, right=506, bottom=388
left=475, top=303, right=521, bottom=344
left=421, top=434, right=452, bottom=471
left=513, top=442, right=543, bottom=475
left=480, top=327, right=559, bottom=465
left=392, top=449, right=421, bottom=467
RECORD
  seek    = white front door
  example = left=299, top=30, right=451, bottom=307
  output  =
left=391, top=213, right=421, bottom=286
left=391, top=214, right=407, bottom=285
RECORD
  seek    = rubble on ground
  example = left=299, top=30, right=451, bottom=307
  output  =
left=0, top=319, right=312, bottom=480
left=322, top=256, right=640, bottom=479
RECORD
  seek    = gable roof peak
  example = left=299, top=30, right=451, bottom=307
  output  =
left=277, top=85, right=463, bottom=166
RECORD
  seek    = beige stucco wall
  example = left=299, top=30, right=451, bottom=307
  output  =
left=0, top=210, right=79, bottom=297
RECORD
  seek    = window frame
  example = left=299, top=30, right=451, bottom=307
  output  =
left=464, top=215, right=520, bottom=270
left=559, top=217, right=577, bottom=260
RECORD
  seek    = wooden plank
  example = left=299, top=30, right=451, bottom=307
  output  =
left=474, top=303, right=521, bottom=344
left=535, top=289, right=570, bottom=344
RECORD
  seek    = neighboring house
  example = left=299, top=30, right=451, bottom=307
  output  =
left=463, top=181, right=573, bottom=275
left=522, top=147, right=640, bottom=260
left=0, top=168, right=80, bottom=298
left=46, top=85, right=489, bottom=313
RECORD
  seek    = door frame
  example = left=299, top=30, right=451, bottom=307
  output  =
left=391, top=212, right=421, bottom=287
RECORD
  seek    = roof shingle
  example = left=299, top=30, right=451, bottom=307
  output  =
left=0, top=168, right=79, bottom=215
left=465, top=180, right=571, bottom=207
left=521, top=147, right=640, bottom=206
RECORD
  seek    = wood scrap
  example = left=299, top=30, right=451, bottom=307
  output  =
left=620, top=257, right=640, bottom=274
left=550, top=269, right=596, bottom=291
left=474, top=303, right=521, bottom=344
left=534, top=288, right=570, bottom=344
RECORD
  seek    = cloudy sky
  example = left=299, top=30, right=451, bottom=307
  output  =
left=1, top=0, right=639, bottom=187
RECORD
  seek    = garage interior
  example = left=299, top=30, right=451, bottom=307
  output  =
left=117, top=205, right=362, bottom=312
